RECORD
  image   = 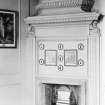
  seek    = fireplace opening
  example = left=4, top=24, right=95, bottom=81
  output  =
left=41, top=83, right=81, bottom=105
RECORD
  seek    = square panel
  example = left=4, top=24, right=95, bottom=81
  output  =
left=64, top=50, right=78, bottom=66
left=45, top=50, right=57, bottom=66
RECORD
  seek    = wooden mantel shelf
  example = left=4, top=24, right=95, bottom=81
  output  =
left=24, top=12, right=99, bottom=25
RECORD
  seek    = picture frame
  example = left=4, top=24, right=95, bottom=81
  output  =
left=64, top=49, right=78, bottom=66
left=0, top=9, right=18, bottom=48
left=45, top=50, right=57, bottom=66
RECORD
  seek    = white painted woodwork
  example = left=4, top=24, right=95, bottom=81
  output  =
left=25, top=1, right=101, bottom=105
left=35, top=0, right=84, bottom=15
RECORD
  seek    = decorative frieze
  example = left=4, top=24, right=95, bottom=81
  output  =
left=35, top=0, right=83, bottom=15
left=36, top=0, right=82, bottom=9
left=35, top=0, right=96, bottom=15
left=25, top=12, right=99, bottom=25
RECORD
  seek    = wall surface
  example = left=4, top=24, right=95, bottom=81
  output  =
left=0, top=0, right=29, bottom=105
left=0, top=0, right=21, bottom=105
left=0, top=0, right=34, bottom=105
left=0, top=0, right=19, bottom=75
left=20, top=0, right=35, bottom=105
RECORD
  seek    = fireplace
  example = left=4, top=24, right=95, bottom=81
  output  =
left=37, top=82, right=86, bottom=105
left=25, top=0, right=101, bottom=105
left=43, top=84, right=81, bottom=105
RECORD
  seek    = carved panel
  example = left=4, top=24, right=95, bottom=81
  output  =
left=37, top=40, right=87, bottom=77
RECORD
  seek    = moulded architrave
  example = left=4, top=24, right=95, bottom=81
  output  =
left=87, top=34, right=100, bottom=105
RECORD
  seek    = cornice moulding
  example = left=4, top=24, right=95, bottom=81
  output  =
left=25, top=12, right=99, bottom=25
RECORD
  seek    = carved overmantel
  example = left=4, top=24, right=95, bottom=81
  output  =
left=24, top=0, right=101, bottom=105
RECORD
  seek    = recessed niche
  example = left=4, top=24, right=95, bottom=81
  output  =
left=41, top=83, right=85, bottom=105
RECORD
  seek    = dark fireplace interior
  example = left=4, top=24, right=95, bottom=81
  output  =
left=41, top=83, right=81, bottom=105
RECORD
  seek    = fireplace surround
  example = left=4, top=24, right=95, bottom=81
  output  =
left=35, top=78, right=86, bottom=105
left=25, top=0, right=101, bottom=105
left=39, top=82, right=86, bottom=105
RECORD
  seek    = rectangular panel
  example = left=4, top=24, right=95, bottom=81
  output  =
left=38, top=40, right=88, bottom=78
left=64, top=50, right=78, bottom=66
left=45, top=50, right=57, bottom=66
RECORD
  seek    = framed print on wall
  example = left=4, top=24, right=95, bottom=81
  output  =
left=64, top=49, right=78, bottom=66
left=0, top=9, right=18, bottom=48
left=45, top=50, right=57, bottom=66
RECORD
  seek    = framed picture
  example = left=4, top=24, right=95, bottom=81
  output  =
left=0, top=9, right=18, bottom=48
left=64, top=49, right=78, bottom=66
left=45, top=50, right=57, bottom=66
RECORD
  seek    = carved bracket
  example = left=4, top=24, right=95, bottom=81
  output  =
left=89, top=20, right=100, bottom=36
left=26, top=24, right=35, bottom=37
left=89, top=14, right=104, bottom=36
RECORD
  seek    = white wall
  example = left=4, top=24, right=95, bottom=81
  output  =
left=0, top=0, right=29, bottom=105
left=0, top=0, right=21, bottom=105
left=0, top=0, right=19, bottom=78
left=20, top=0, right=35, bottom=105
left=0, top=0, right=34, bottom=105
